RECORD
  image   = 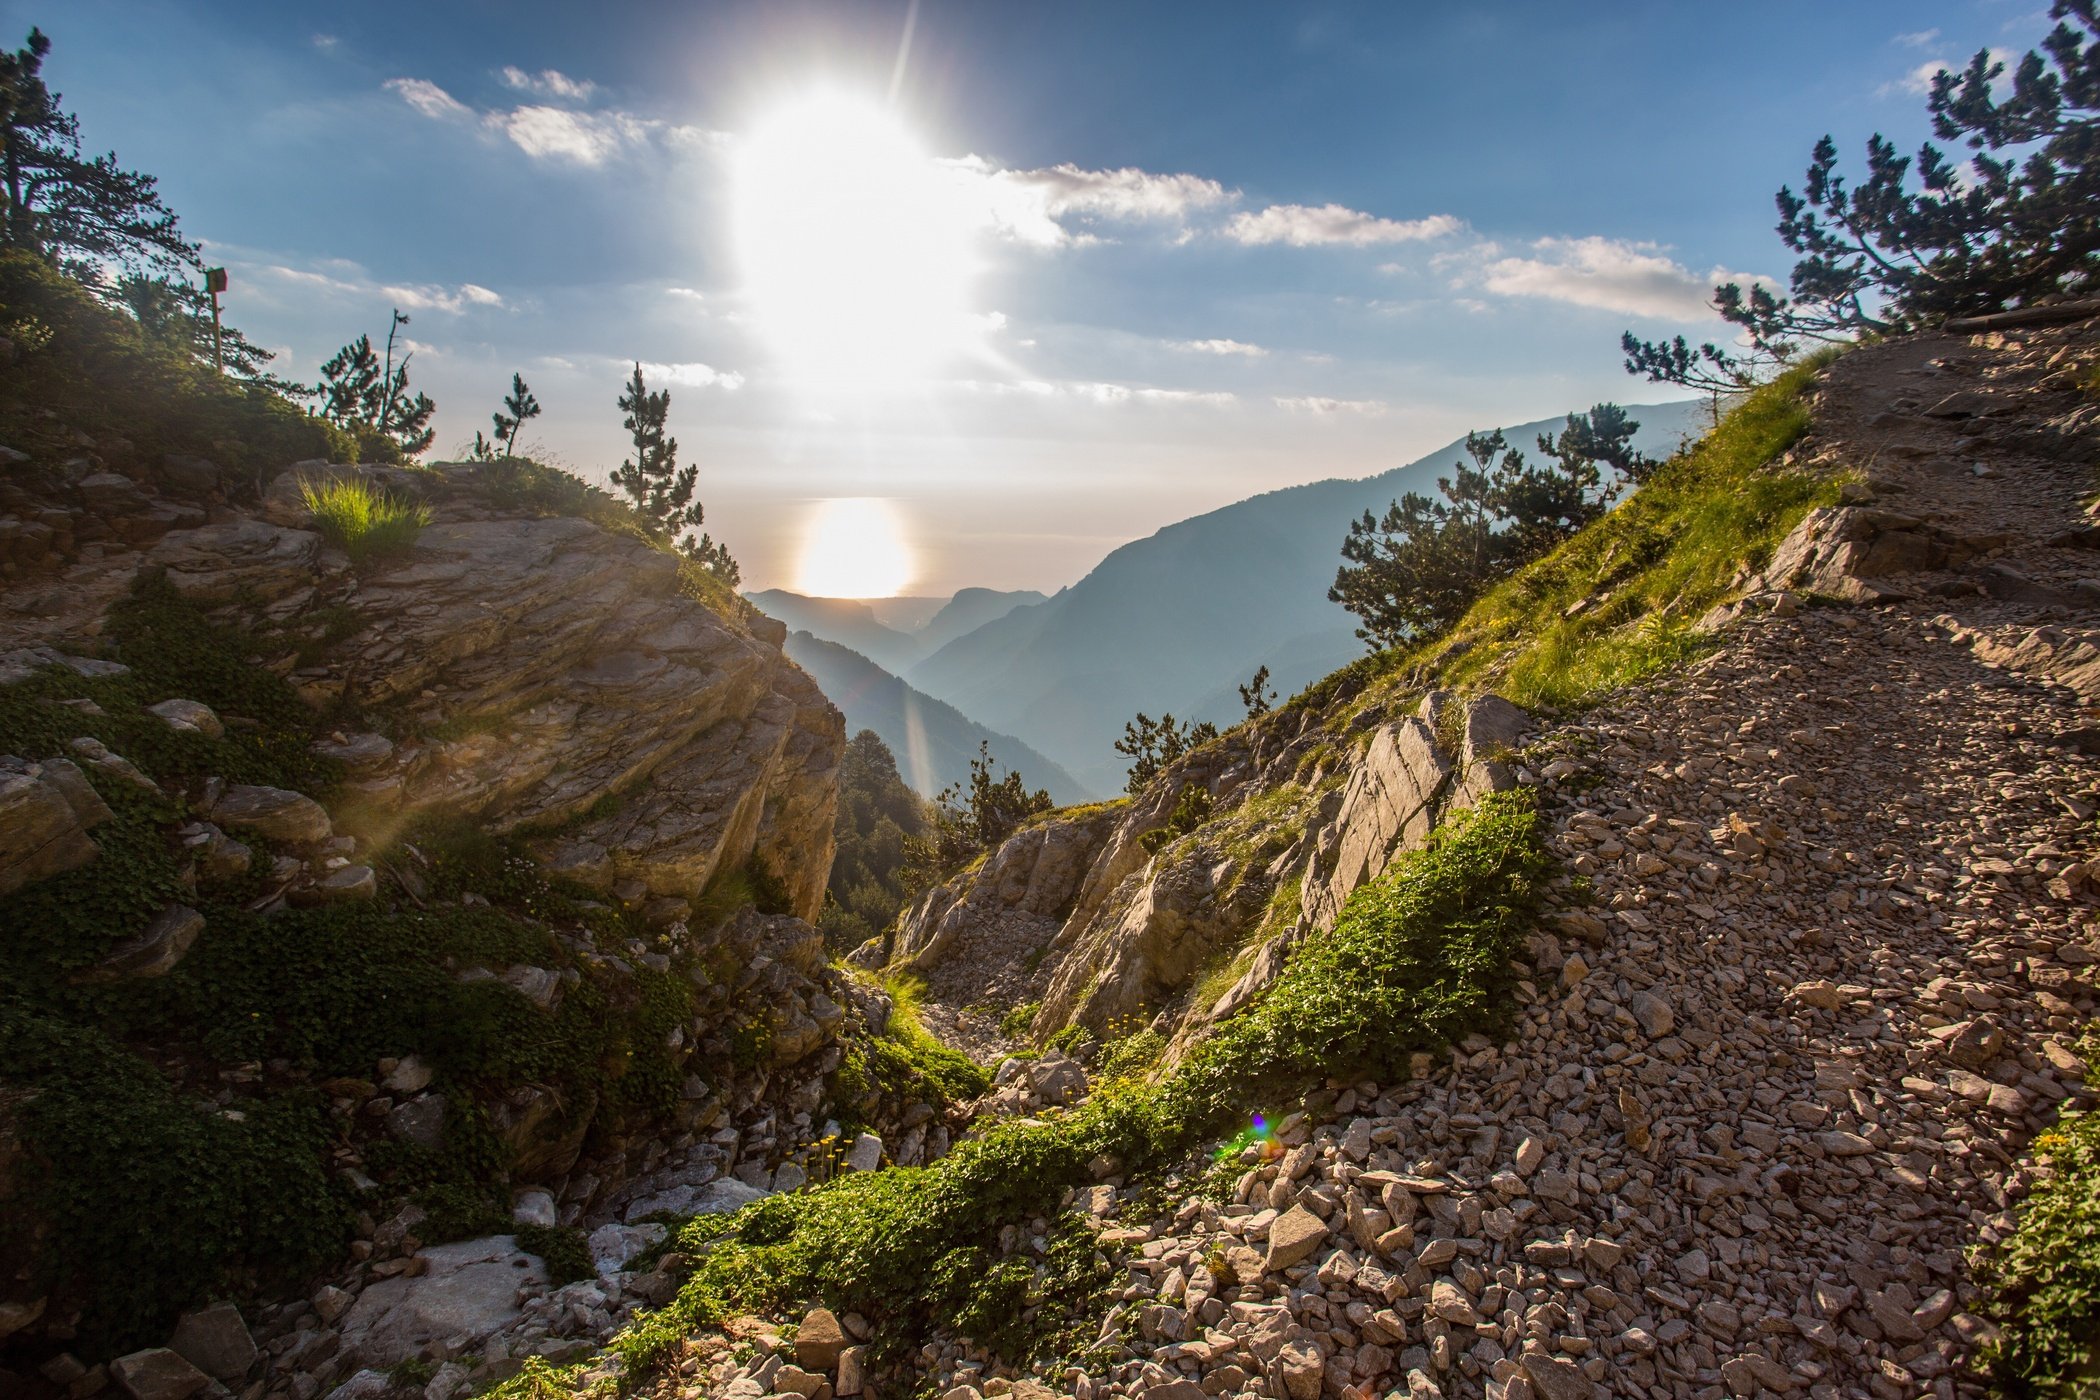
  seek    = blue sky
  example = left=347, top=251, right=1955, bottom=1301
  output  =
left=6, top=0, right=2047, bottom=594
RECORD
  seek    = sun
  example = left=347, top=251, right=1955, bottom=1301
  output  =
left=733, top=90, right=980, bottom=392
left=795, top=497, right=915, bottom=598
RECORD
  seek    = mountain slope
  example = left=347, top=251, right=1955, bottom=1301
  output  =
left=783, top=631, right=1088, bottom=806
left=914, top=587, right=1048, bottom=655
left=747, top=590, right=925, bottom=673
left=906, top=399, right=1705, bottom=794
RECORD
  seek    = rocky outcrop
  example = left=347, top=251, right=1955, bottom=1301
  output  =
left=0, top=754, right=111, bottom=894
left=337, top=1236, right=550, bottom=1370
left=896, top=689, right=1533, bottom=1051
left=3, top=459, right=844, bottom=923
left=1754, top=504, right=2005, bottom=604
left=260, top=469, right=841, bottom=921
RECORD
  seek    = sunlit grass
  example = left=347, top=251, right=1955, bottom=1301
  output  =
left=1301, top=348, right=1847, bottom=720
left=299, top=476, right=432, bottom=563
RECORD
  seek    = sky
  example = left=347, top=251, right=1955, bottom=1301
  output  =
left=5, top=0, right=2050, bottom=596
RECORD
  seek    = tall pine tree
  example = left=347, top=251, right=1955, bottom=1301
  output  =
left=1, top=28, right=195, bottom=288
left=609, top=363, right=740, bottom=583
left=612, top=363, right=703, bottom=541
left=491, top=372, right=540, bottom=459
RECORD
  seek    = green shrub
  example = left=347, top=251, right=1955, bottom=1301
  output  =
left=516, top=1224, right=595, bottom=1287
left=998, top=1001, right=1040, bottom=1039
left=836, top=976, right=991, bottom=1115
left=615, top=791, right=1547, bottom=1373
left=0, top=576, right=338, bottom=797
left=0, top=1002, right=351, bottom=1354
left=1983, top=1035, right=2100, bottom=1399
left=299, top=476, right=432, bottom=563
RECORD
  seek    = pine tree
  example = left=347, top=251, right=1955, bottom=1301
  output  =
left=1330, top=414, right=1631, bottom=649
left=116, top=272, right=300, bottom=393
left=1115, top=712, right=1220, bottom=795
left=314, top=310, right=436, bottom=458
left=0, top=28, right=196, bottom=287
left=1625, top=3, right=2099, bottom=393
left=609, top=363, right=740, bottom=583
left=611, top=363, right=703, bottom=540
left=1238, top=665, right=1275, bottom=720
left=905, top=741, right=1051, bottom=884
left=491, top=372, right=540, bottom=459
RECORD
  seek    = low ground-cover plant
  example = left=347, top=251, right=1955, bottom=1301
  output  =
left=836, top=974, right=991, bottom=1119
left=300, top=475, right=433, bottom=563
left=598, top=790, right=1547, bottom=1378
left=1982, top=1032, right=2100, bottom=1399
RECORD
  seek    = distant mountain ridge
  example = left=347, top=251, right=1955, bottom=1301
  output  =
left=903, top=399, right=1706, bottom=795
left=782, top=631, right=1088, bottom=806
left=748, top=587, right=1048, bottom=677
left=747, top=591, right=925, bottom=674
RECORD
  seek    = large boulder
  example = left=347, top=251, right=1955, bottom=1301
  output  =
left=166, top=1301, right=257, bottom=1380
left=209, top=784, right=332, bottom=845
left=337, top=1236, right=548, bottom=1368
left=108, top=1348, right=210, bottom=1400
left=0, top=755, right=112, bottom=895
left=144, top=520, right=321, bottom=604
left=75, top=904, right=205, bottom=982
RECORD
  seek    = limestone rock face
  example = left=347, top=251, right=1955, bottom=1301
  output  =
left=267, top=474, right=842, bottom=921
left=1756, top=505, right=2003, bottom=603
left=6, top=459, right=842, bottom=921
left=1304, top=712, right=1452, bottom=933
left=897, top=688, right=1529, bottom=1051
left=0, top=754, right=112, bottom=894
left=891, top=805, right=1123, bottom=971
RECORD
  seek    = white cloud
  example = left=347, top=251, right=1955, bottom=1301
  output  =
left=1173, top=337, right=1267, bottom=357
left=239, top=254, right=502, bottom=317
left=489, top=105, right=656, bottom=164
left=1880, top=48, right=2015, bottom=98
left=498, top=66, right=598, bottom=102
left=1022, top=165, right=1233, bottom=222
left=385, top=77, right=472, bottom=122
left=945, top=157, right=1233, bottom=247
left=1476, top=235, right=1771, bottom=320
left=387, top=73, right=721, bottom=166
left=1894, top=28, right=1941, bottom=48
left=1226, top=204, right=1461, bottom=248
left=636, top=360, right=745, bottom=391
left=1274, top=395, right=1386, bottom=416
left=948, top=377, right=1234, bottom=406
left=312, top=33, right=340, bottom=51
left=1883, top=58, right=1953, bottom=96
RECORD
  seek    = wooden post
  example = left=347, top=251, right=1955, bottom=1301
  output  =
left=204, top=267, right=228, bottom=373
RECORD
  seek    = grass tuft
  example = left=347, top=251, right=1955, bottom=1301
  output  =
left=299, top=476, right=433, bottom=562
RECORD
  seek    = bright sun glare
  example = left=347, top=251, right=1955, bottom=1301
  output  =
left=795, top=497, right=915, bottom=597
left=733, top=91, right=979, bottom=392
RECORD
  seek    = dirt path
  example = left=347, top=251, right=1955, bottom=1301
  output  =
left=951, top=326, right=2100, bottom=1400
